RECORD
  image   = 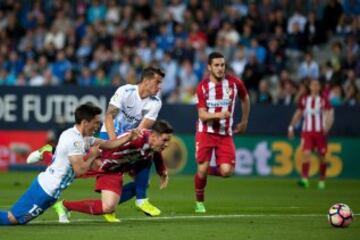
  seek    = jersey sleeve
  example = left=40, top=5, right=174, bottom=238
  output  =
left=67, top=137, right=85, bottom=156
left=234, top=78, right=248, bottom=100
left=109, top=86, right=125, bottom=109
left=323, top=97, right=333, bottom=110
left=297, top=96, right=305, bottom=110
left=196, top=83, right=206, bottom=108
left=144, top=99, right=162, bottom=121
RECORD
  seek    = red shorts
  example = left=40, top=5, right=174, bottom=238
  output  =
left=94, top=173, right=123, bottom=195
left=301, top=132, right=327, bottom=156
left=195, top=132, right=236, bottom=166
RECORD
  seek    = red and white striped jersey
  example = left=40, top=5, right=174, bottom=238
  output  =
left=298, top=95, right=332, bottom=133
left=196, top=74, right=248, bottom=136
left=98, top=130, right=166, bottom=174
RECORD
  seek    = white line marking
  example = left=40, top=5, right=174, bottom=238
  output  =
left=31, top=213, right=360, bottom=225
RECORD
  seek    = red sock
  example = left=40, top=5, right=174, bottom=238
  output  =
left=194, top=173, right=207, bottom=202
left=302, top=162, right=310, bottom=178
left=208, top=166, right=222, bottom=176
left=63, top=199, right=104, bottom=215
left=319, top=162, right=327, bottom=180
left=43, top=152, right=53, bottom=166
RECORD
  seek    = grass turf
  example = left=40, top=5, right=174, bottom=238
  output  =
left=0, top=172, right=359, bottom=240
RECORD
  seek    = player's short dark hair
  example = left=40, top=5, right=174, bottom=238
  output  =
left=208, top=52, right=225, bottom=65
left=75, top=103, right=102, bottom=124
left=151, top=120, right=173, bottom=134
left=140, top=66, right=165, bottom=82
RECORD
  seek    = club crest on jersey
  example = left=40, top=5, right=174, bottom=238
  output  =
left=141, top=109, right=149, bottom=116
left=73, top=141, right=82, bottom=151
left=224, top=87, right=233, bottom=98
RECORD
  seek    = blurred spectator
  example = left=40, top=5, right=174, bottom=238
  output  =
left=278, top=80, right=297, bottom=105
left=322, top=0, right=343, bottom=34
left=178, top=59, right=198, bottom=104
left=256, top=79, right=273, bottom=104
left=344, top=83, right=359, bottom=105
left=287, top=9, right=307, bottom=33
left=231, top=46, right=247, bottom=77
left=329, top=84, right=344, bottom=106
left=265, top=38, right=285, bottom=75
left=298, top=52, right=319, bottom=80
left=78, top=67, right=94, bottom=86
left=87, top=0, right=107, bottom=24
left=160, top=51, right=178, bottom=101
left=94, top=68, right=110, bottom=86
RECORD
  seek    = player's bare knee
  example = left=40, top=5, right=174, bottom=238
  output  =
left=219, top=165, right=234, bottom=177
left=102, top=201, right=117, bottom=213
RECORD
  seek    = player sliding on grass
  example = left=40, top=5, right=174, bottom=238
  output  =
left=52, top=120, right=172, bottom=223
left=0, top=103, right=140, bottom=225
left=27, top=66, right=166, bottom=222
left=194, top=52, right=250, bottom=213
left=288, top=78, right=334, bottom=189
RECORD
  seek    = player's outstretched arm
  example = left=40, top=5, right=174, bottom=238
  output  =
left=234, top=94, right=250, bottom=134
left=96, top=129, right=142, bottom=150
left=288, top=109, right=303, bottom=139
left=104, top=104, right=120, bottom=140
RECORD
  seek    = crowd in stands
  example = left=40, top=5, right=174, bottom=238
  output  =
left=0, top=0, right=359, bottom=106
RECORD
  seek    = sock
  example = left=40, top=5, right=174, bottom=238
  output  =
left=319, top=161, right=327, bottom=180
left=43, top=152, right=53, bottom=166
left=136, top=199, right=146, bottom=205
left=63, top=200, right=104, bottom=215
left=194, top=173, right=207, bottom=202
left=135, top=166, right=150, bottom=199
left=302, top=162, right=310, bottom=179
left=0, top=211, right=11, bottom=225
left=208, top=166, right=222, bottom=176
left=119, top=182, right=136, bottom=204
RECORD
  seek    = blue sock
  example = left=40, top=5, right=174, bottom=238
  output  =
left=135, top=166, right=151, bottom=199
left=119, top=182, right=136, bottom=204
left=0, top=211, right=11, bottom=225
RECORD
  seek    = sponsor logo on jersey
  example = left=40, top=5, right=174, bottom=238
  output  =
left=206, top=99, right=231, bottom=108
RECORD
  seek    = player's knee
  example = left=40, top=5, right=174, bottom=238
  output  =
left=102, top=201, right=117, bottom=214
left=219, top=165, right=234, bottom=177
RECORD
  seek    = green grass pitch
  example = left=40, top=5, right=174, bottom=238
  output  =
left=0, top=172, right=359, bottom=240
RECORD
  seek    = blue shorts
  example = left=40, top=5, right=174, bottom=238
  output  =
left=10, top=177, right=57, bottom=224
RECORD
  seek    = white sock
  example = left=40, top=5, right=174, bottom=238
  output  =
left=136, top=198, right=147, bottom=205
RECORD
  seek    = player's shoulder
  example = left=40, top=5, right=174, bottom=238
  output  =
left=119, top=84, right=137, bottom=92
left=225, top=74, right=243, bottom=83
left=58, top=127, right=82, bottom=144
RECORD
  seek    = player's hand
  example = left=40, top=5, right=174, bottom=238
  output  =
left=216, top=111, right=231, bottom=119
left=233, top=121, right=248, bottom=134
left=159, top=173, right=169, bottom=190
left=129, top=128, right=143, bottom=141
left=88, top=144, right=101, bottom=158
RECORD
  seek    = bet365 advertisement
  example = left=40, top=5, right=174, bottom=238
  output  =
left=162, top=135, right=360, bottom=178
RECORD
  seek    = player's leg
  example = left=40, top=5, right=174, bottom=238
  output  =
left=133, top=165, right=161, bottom=216
left=26, top=144, right=53, bottom=165
left=316, top=133, right=328, bottom=190
left=55, top=174, right=122, bottom=223
left=194, top=132, right=213, bottom=213
left=1, top=178, right=56, bottom=225
left=298, top=133, right=312, bottom=188
left=215, top=135, right=236, bottom=177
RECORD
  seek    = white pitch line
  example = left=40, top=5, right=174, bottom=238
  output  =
left=31, top=213, right=360, bottom=225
